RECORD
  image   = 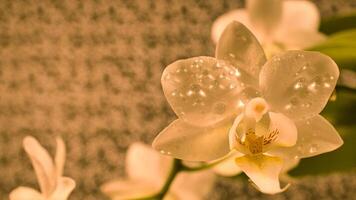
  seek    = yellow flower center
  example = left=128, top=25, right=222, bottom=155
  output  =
left=238, top=129, right=279, bottom=155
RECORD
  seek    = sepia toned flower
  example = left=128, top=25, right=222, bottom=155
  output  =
left=212, top=0, right=326, bottom=57
left=101, top=142, right=215, bottom=200
left=9, top=136, right=75, bottom=200
left=153, top=21, right=343, bottom=194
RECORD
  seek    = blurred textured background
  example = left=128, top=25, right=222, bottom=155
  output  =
left=0, top=0, right=355, bottom=199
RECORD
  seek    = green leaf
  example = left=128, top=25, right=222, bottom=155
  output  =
left=322, top=89, right=356, bottom=127
left=309, top=29, right=356, bottom=71
left=320, top=11, right=356, bottom=35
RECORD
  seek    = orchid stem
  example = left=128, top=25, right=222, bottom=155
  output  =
left=156, top=159, right=183, bottom=199
left=138, top=159, right=183, bottom=200
left=138, top=158, right=223, bottom=199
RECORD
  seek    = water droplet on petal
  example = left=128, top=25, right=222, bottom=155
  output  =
left=307, top=82, right=317, bottom=92
left=297, top=53, right=305, bottom=58
left=186, top=90, right=194, bottom=96
left=309, top=144, right=318, bottom=154
left=284, top=103, right=292, bottom=110
left=237, top=100, right=245, bottom=108
left=213, top=102, right=226, bottom=115
left=198, top=89, right=207, bottom=97
left=324, top=82, right=331, bottom=88
left=229, top=53, right=236, bottom=58
left=294, top=82, right=302, bottom=90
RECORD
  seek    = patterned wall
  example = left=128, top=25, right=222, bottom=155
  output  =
left=0, top=0, right=355, bottom=199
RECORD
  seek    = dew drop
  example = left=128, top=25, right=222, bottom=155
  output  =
left=237, top=100, right=245, bottom=108
left=186, top=90, right=194, bottom=96
left=229, top=53, right=236, bottom=58
left=309, top=144, right=318, bottom=154
left=324, top=82, right=331, bottom=88
left=213, top=102, right=226, bottom=114
left=297, top=53, right=305, bottom=58
left=284, top=103, right=292, bottom=110
left=294, top=82, right=302, bottom=90
left=307, top=82, right=317, bottom=92
left=290, top=98, right=300, bottom=106
left=198, top=89, right=207, bottom=97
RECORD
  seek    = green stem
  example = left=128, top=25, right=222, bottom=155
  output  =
left=156, top=159, right=183, bottom=198
left=137, top=159, right=183, bottom=200
left=137, top=157, right=226, bottom=199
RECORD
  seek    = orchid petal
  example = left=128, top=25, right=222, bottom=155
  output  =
left=281, top=155, right=300, bottom=173
left=126, top=142, right=173, bottom=187
left=211, top=10, right=256, bottom=44
left=271, top=115, right=343, bottom=159
left=216, top=21, right=267, bottom=81
left=268, top=112, right=297, bottom=147
left=162, top=56, right=254, bottom=126
left=153, top=119, right=233, bottom=161
left=9, top=187, right=44, bottom=200
left=246, top=0, right=282, bottom=36
left=228, top=114, right=253, bottom=154
left=212, top=151, right=243, bottom=177
left=55, top=137, right=66, bottom=178
left=101, top=179, right=158, bottom=200
left=50, top=177, right=76, bottom=200
left=278, top=0, right=320, bottom=33
left=23, top=136, right=56, bottom=196
left=235, top=154, right=288, bottom=194
left=171, top=170, right=215, bottom=200
left=259, top=51, right=339, bottom=120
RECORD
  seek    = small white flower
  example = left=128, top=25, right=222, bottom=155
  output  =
left=153, top=21, right=343, bottom=194
left=212, top=0, right=326, bottom=57
left=100, top=142, right=215, bottom=200
left=9, top=136, right=75, bottom=200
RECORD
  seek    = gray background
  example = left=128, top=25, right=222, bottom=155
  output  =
left=0, top=0, right=355, bottom=199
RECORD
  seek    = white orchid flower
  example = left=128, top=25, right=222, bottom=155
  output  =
left=101, top=142, right=215, bottom=200
left=9, top=136, right=75, bottom=200
left=153, top=21, right=343, bottom=194
left=212, top=0, right=326, bottom=57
